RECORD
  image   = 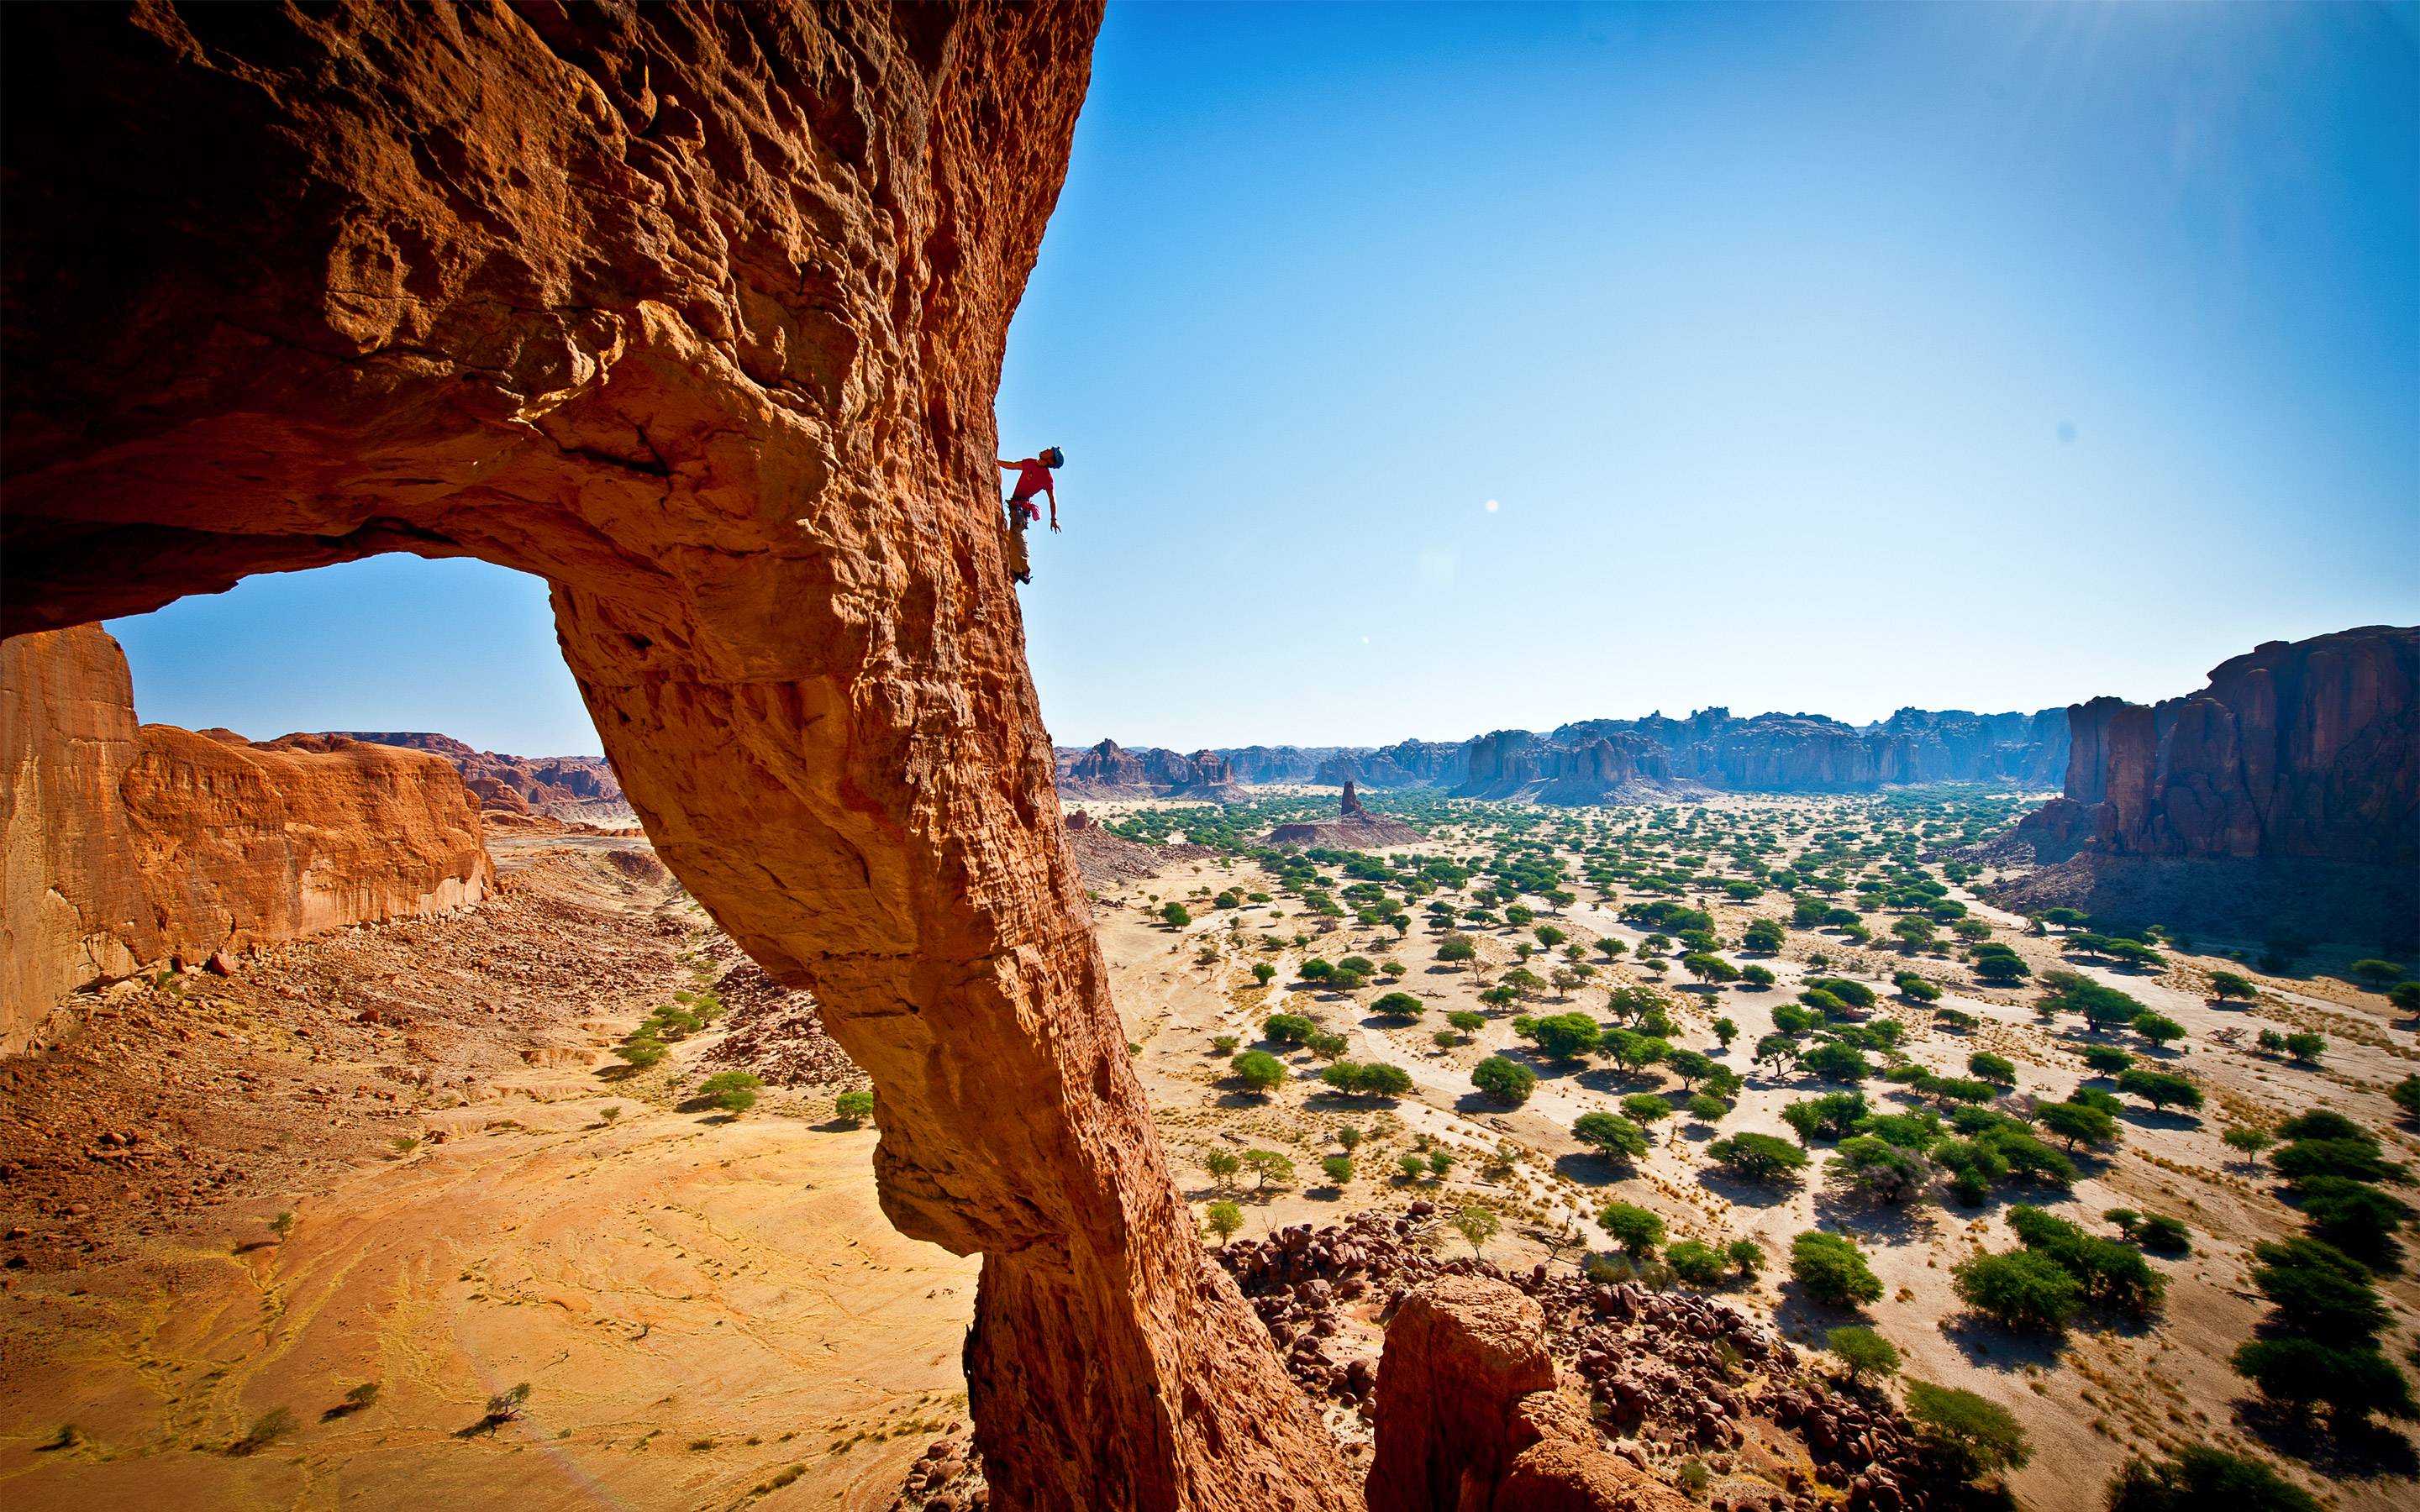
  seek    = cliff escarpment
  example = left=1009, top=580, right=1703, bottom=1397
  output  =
left=1, top=4, right=1355, bottom=1506
left=2018, top=626, right=2417, bottom=864
left=2, top=627, right=492, bottom=1051
left=1986, top=627, right=2418, bottom=948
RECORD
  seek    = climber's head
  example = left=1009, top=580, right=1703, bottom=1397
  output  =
left=1044, top=446, right=1065, bottom=469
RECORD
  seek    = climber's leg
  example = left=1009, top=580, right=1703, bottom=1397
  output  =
left=1003, top=499, right=1032, bottom=585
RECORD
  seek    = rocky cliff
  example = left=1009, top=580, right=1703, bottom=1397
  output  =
left=3, top=627, right=492, bottom=1051
left=2018, top=626, right=2418, bottom=864
left=1055, top=738, right=1239, bottom=799
left=334, top=731, right=630, bottom=822
left=2, top=5, right=1355, bottom=1505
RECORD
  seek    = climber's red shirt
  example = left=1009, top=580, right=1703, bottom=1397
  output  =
left=1010, top=459, right=1055, bottom=500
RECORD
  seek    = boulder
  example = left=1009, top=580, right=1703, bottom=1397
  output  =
left=1368, top=1275, right=1694, bottom=1512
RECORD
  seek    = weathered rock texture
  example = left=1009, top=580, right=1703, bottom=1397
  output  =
left=1055, top=738, right=1240, bottom=799
left=0, top=4, right=1352, bottom=1507
left=1262, top=780, right=1424, bottom=849
left=335, top=732, right=629, bottom=822
left=2018, top=626, right=2418, bottom=864
left=1366, top=1277, right=1690, bottom=1512
left=2, top=627, right=492, bottom=1051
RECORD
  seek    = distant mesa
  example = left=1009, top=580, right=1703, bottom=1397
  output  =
left=1260, top=781, right=1424, bottom=849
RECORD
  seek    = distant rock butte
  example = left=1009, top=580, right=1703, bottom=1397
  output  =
left=1055, top=738, right=1240, bottom=799
left=332, top=731, right=630, bottom=822
left=1262, top=781, right=1425, bottom=849
left=2018, top=625, right=2417, bottom=864
left=2, top=627, right=494, bottom=1050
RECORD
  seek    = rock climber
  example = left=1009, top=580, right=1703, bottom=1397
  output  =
left=996, top=447, right=1063, bottom=585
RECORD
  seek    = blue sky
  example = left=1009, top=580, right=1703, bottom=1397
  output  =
left=113, top=2, right=2419, bottom=756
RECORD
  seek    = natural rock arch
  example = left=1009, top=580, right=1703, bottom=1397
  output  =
left=0, top=4, right=1355, bottom=1508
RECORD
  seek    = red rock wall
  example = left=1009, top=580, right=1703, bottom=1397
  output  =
left=1, top=627, right=160, bottom=1047
left=2025, top=626, right=2418, bottom=864
left=1, top=627, right=493, bottom=1051
left=0, top=5, right=1355, bottom=1505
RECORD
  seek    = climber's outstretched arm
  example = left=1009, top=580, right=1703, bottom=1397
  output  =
left=1047, top=484, right=1060, bottom=532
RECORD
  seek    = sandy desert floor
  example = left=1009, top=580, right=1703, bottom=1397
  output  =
left=3, top=791, right=2414, bottom=1512
left=0, top=838, right=975, bottom=1512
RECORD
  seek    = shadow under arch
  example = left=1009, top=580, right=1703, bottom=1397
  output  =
left=0, top=4, right=1355, bottom=1509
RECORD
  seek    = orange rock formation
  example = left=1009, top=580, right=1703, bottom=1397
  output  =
left=1, top=5, right=1355, bottom=1506
left=1367, top=1277, right=1690, bottom=1512
left=2, top=627, right=492, bottom=1052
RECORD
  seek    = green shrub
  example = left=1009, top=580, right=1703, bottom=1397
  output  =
left=1203, top=1200, right=1244, bottom=1244
left=2231, top=1337, right=2416, bottom=1425
left=1790, top=1230, right=1882, bottom=1307
left=1597, top=1201, right=1665, bottom=1257
left=1666, top=1239, right=1729, bottom=1286
left=698, top=1069, right=761, bottom=1114
left=1470, top=1056, right=1536, bottom=1106
left=1903, top=1380, right=2031, bottom=1482
left=1953, top=1248, right=2080, bottom=1331
left=1572, top=1112, right=1649, bottom=1162
left=2106, top=1447, right=2317, bottom=1512
left=1827, top=1326, right=1900, bottom=1384
left=1833, top=1135, right=1930, bottom=1205
left=1230, top=1050, right=1287, bottom=1095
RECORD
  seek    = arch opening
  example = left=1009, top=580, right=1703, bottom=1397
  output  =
left=0, top=3, right=1357, bottom=1507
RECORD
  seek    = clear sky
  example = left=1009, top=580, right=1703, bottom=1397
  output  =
left=112, top=1, right=2419, bottom=757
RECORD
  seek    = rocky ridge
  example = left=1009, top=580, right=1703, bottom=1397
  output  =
left=1076, top=707, right=2065, bottom=806
left=1217, top=1213, right=1950, bottom=1512
left=334, top=732, right=632, bottom=824
left=1055, top=738, right=1241, bottom=800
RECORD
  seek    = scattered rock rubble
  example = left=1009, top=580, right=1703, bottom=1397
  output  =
left=701, top=962, right=865, bottom=1089
left=1213, top=1210, right=1952, bottom=1512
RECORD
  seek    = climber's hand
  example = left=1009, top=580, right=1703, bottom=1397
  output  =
left=1050, top=519, right=1061, bottom=533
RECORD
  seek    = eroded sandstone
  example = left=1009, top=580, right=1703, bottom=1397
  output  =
left=1, top=4, right=1353, bottom=1505
left=3, top=627, right=492, bottom=1051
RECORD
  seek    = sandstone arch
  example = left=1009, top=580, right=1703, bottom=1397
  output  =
left=0, top=4, right=1355, bottom=1507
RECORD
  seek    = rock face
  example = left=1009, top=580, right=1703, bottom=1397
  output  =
left=1262, top=782, right=1425, bottom=849
left=2019, top=627, right=2418, bottom=864
left=2, top=627, right=492, bottom=1051
left=1055, top=738, right=1239, bottom=799
left=1367, top=1277, right=1691, bottom=1512
left=334, top=732, right=629, bottom=822
left=1, top=5, right=1354, bottom=1507
left=3, top=626, right=159, bottom=1045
